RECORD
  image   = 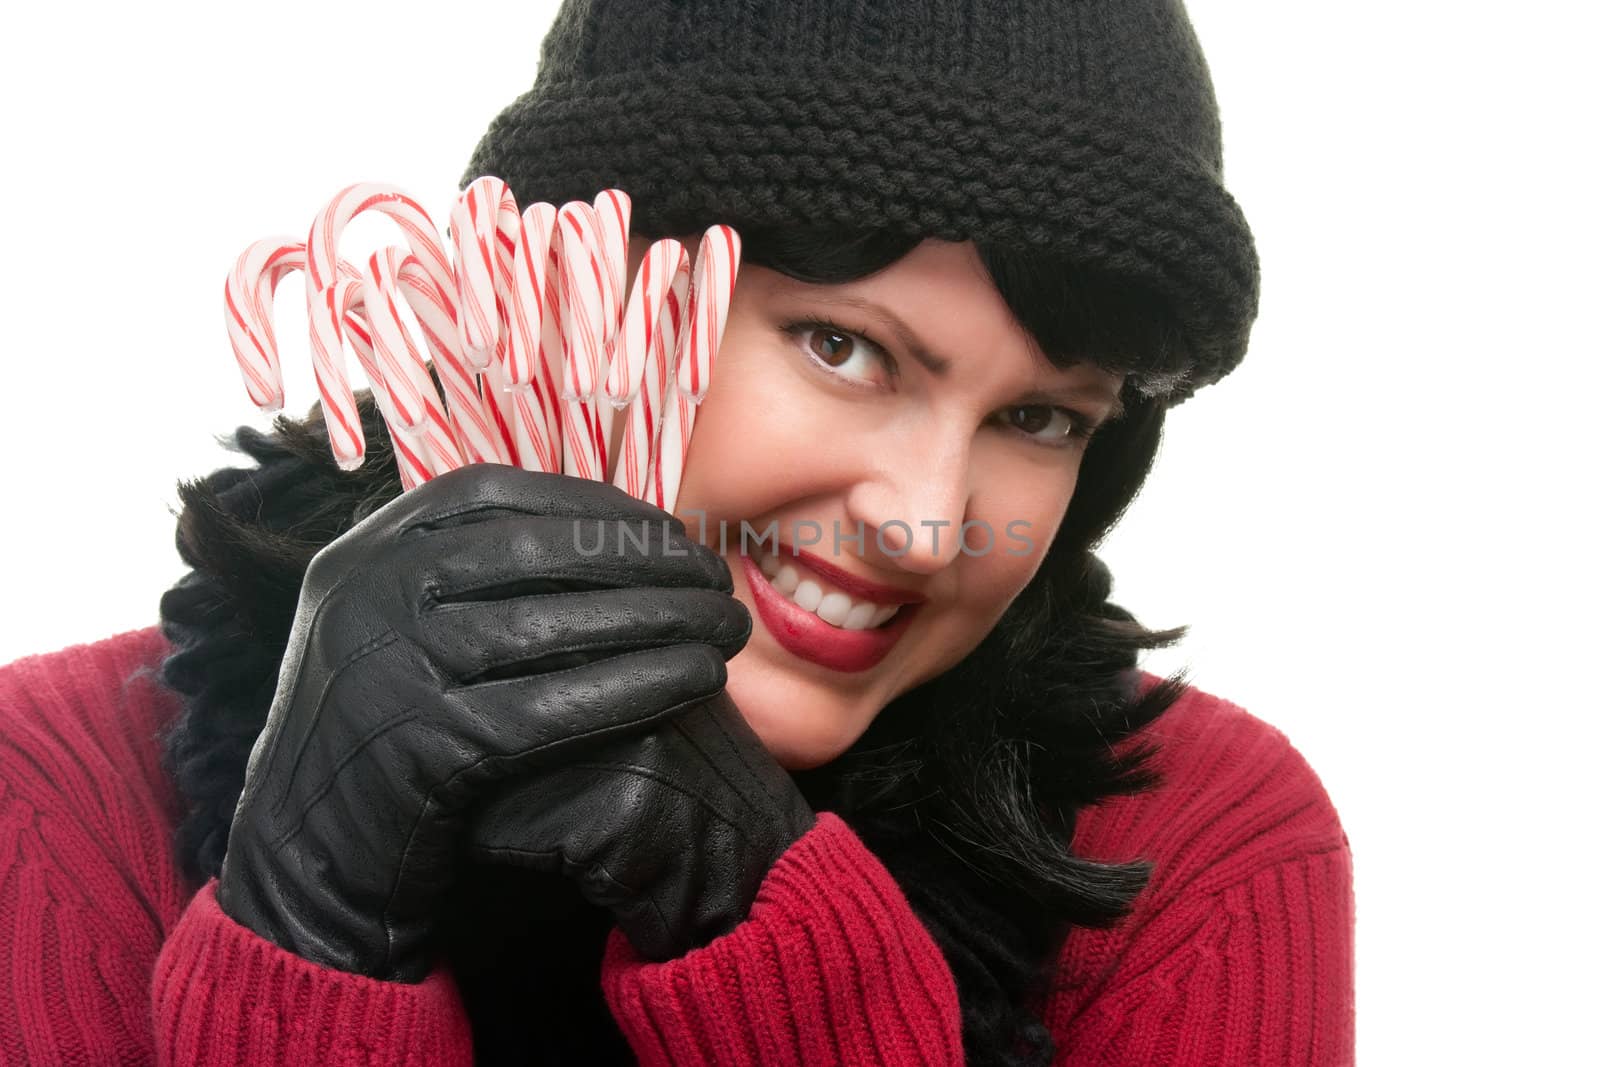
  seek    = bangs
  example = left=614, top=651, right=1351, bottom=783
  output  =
left=976, top=243, right=1192, bottom=395
left=727, top=224, right=1192, bottom=399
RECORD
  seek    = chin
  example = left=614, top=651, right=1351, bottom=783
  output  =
left=769, top=739, right=843, bottom=773
left=727, top=678, right=857, bottom=772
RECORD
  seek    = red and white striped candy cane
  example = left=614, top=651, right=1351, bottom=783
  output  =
left=308, top=272, right=432, bottom=490
left=363, top=247, right=464, bottom=477
left=646, top=226, right=742, bottom=513
left=388, top=248, right=514, bottom=467
left=592, top=188, right=632, bottom=365
left=505, top=202, right=555, bottom=389
left=646, top=375, right=694, bottom=515
left=308, top=183, right=508, bottom=466
left=303, top=271, right=367, bottom=470
left=504, top=202, right=563, bottom=472
left=307, top=183, right=449, bottom=320
left=465, top=183, right=551, bottom=473
left=225, top=237, right=303, bottom=413
left=306, top=185, right=451, bottom=435
left=555, top=200, right=610, bottom=404
left=228, top=238, right=372, bottom=467
left=554, top=202, right=613, bottom=478
left=227, top=237, right=429, bottom=483
left=680, top=225, right=741, bottom=402
left=383, top=251, right=520, bottom=482
left=450, top=176, right=514, bottom=374
left=227, top=180, right=738, bottom=499
left=639, top=267, right=693, bottom=510
left=608, top=239, right=690, bottom=499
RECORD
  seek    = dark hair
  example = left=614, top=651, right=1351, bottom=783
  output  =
left=157, top=227, right=1189, bottom=1066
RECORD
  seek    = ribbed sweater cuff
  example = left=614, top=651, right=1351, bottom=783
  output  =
left=150, top=879, right=473, bottom=1066
left=600, top=812, right=962, bottom=1067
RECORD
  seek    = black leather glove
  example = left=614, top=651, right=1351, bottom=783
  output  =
left=215, top=463, right=751, bottom=982
left=466, top=687, right=817, bottom=962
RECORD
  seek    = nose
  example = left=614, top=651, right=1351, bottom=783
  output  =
left=843, top=429, right=972, bottom=576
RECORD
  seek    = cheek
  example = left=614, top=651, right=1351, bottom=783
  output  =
left=944, top=463, right=1079, bottom=636
left=671, top=319, right=849, bottom=526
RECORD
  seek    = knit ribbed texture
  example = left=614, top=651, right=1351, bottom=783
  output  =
left=1048, top=688, right=1357, bottom=1065
left=1, top=627, right=1354, bottom=1064
left=151, top=880, right=473, bottom=1066
left=463, top=0, right=1260, bottom=404
left=600, top=811, right=964, bottom=1065
left=0, top=628, right=188, bottom=1066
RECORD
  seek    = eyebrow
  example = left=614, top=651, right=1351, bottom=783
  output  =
left=800, top=293, right=1126, bottom=420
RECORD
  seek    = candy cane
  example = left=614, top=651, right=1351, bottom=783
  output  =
left=226, top=181, right=737, bottom=498
left=609, top=239, right=690, bottom=498
left=450, top=176, right=514, bottom=374
left=466, top=186, right=550, bottom=473
left=561, top=395, right=606, bottom=481
left=227, top=237, right=430, bottom=483
left=307, top=182, right=506, bottom=464
left=553, top=203, right=613, bottom=477
left=310, top=273, right=431, bottom=489
left=302, top=272, right=368, bottom=470
left=592, top=188, right=632, bottom=364
left=555, top=201, right=609, bottom=403
left=228, top=238, right=368, bottom=468
left=680, top=226, right=740, bottom=402
left=646, top=226, right=742, bottom=512
left=224, top=237, right=305, bottom=412
left=390, top=248, right=513, bottom=466
left=646, top=375, right=693, bottom=513
left=502, top=202, right=562, bottom=471
left=363, top=247, right=464, bottom=476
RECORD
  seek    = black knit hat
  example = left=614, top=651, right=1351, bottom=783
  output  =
left=463, top=0, right=1259, bottom=404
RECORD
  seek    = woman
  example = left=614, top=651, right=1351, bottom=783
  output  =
left=0, top=1, right=1353, bottom=1064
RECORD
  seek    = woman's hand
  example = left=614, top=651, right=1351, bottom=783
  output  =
left=465, top=688, right=816, bottom=962
left=215, top=463, right=751, bottom=982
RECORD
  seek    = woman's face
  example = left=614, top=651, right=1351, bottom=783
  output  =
left=627, top=236, right=1124, bottom=769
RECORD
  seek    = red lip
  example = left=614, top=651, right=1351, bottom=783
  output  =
left=786, top=547, right=927, bottom=605
left=740, top=553, right=917, bottom=673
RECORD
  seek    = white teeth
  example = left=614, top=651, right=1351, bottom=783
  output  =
left=816, top=591, right=853, bottom=626
left=755, top=550, right=904, bottom=631
left=793, top=579, right=824, bottom=612
left=773, top=564, right=800, bottom=595
left=842, top=601, right=878, bottom=630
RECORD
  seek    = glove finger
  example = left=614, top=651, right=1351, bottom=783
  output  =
left=465, top=756, right=682, bottom=929
left=651, top=693, right=789, bottom=812
left=645, top=696, right=818, bottom=851
left=415, top=585, right=751, bottom=683
left=473, top=755, right=701, bottom=964
left=440, top=642, right=729, bottom=778
left=394, top=513, right=732, bottom=603
left=464, top=763, right=612, bottom=869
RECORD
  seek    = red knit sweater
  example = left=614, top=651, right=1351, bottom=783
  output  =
left=0, top=626, right=1354, bottom=1065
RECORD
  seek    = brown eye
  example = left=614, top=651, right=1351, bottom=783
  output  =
left=780, top=318, right=892, bottom=386
left=808, top=328, right=856, bottom=368
left=1003, top=405, right=1080, bottom=445
left=1009, top=406, right=1055, bottom=434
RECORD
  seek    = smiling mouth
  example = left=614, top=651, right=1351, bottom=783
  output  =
left=738, top=549, right=917, bottom=673
left=749, top=547, right=907, bottom=630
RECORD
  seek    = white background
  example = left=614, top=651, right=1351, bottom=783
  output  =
left=1, top=2, right=1594, bottom=1062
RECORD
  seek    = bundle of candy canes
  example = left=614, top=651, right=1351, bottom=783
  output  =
left=224, top=178, right=740, bottom=513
